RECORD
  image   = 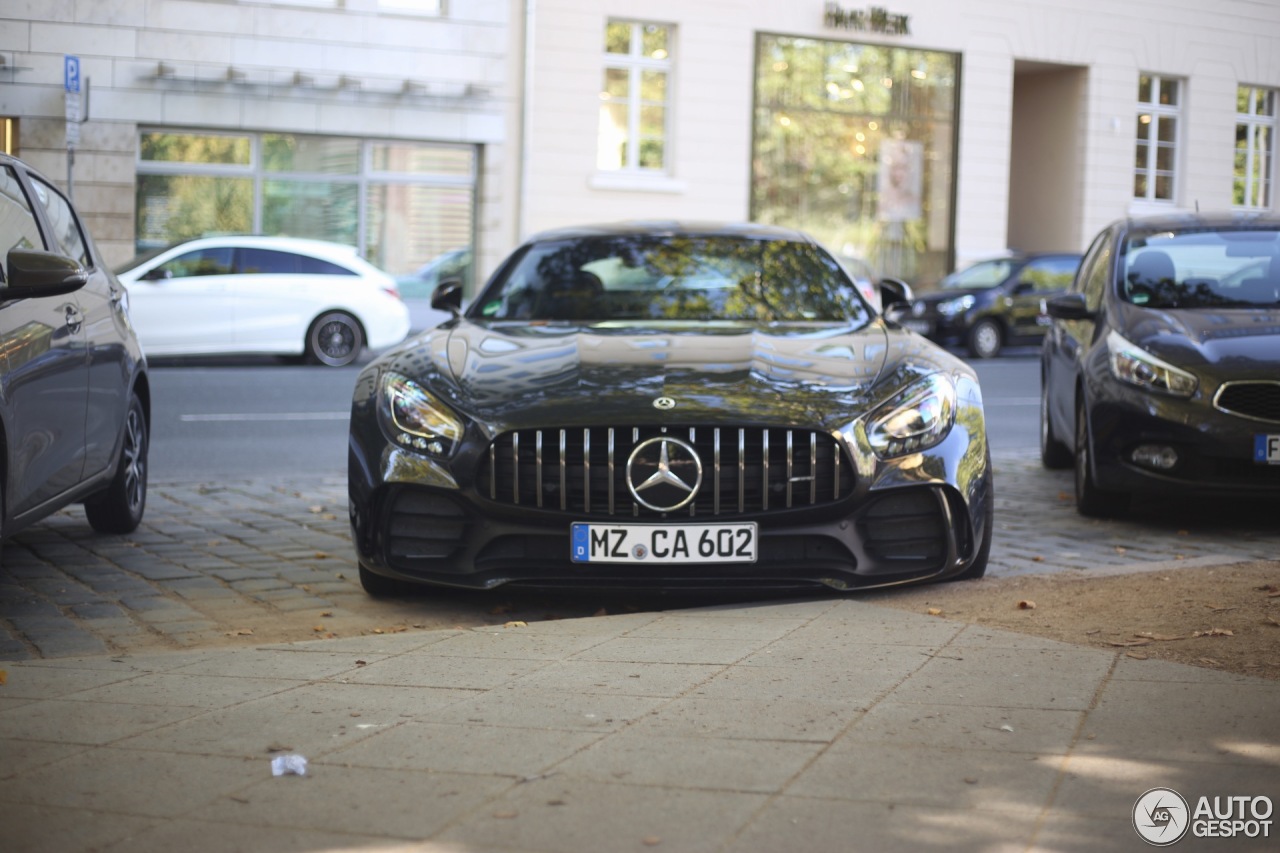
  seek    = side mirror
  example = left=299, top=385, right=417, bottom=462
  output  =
left=878, top=277, right=914, bottom=310
left=0, top=249, right=89, bottom=299
left=431, top=276, right=464, bottom=315
left=1044, top=292, right=1093, bottom=321
left=140, top=267, right=172, bottom=282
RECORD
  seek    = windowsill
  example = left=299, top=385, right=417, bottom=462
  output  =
left=589, top=171, right=688, bottom=194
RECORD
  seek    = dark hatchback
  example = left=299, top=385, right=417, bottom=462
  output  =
left=1040, top=212, right=1280, bottom=516
left=0, top=154, right=150, bottom=550
left=904, top=253, right=1081, bottom=358
left=348, top=222, right=994, bottom=596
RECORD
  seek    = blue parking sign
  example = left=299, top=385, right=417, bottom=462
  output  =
left=65, top=55, right=81, bottom=93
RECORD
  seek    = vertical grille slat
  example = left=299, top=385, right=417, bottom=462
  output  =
left=481, top=425, right=853, bottom=517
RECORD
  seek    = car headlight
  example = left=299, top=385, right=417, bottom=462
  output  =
left=381, top=373, right=464, bottom=456
left=1106, top=330, right=1197, bottom=398
left=937, top=295, right=975, bottom=317
left=865, top=374, right=957, bottom=458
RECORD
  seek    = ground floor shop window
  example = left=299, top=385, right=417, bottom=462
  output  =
left=134, top=131, right=475, bottom=281
left=751, top=34, right=958, bottom=285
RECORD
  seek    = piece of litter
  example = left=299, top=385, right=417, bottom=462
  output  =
left=271, top=754, right=308, bottom=777
left=999, top=724, right=1014, bottom=733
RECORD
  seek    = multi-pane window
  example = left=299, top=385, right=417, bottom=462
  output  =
left=133, top=131, right=475, bottom=278
left=1135, top=75, right=1180, bottom=202
left=1235, top=85, right=1275, bottom=209
left=598, top=20, right=672, bottom=172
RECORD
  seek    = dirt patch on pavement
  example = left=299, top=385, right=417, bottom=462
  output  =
left=864, top=560, right=1280, bottom=680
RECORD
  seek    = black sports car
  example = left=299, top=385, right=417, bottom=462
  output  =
left=348, top=222, right=993, bottom=596
left=1041, top=211, right=1280, bottom=517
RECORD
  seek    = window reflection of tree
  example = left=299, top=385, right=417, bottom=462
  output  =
left=487, top=236, right=867, bottom=324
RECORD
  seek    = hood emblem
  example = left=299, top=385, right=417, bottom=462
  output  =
left=626, top=436, right=702, bottom=512
left=653, top=397, right=676, bottom=410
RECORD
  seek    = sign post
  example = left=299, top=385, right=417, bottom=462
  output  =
left=64, top=55, right=81, bottom=199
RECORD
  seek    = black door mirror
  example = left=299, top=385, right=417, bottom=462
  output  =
left=431, top=276, right=464, bottom=314
left=1044, top=292, right=1094, bottom=321
left=878, top=276, right=915, bottom=311
left=1, top=249, right=89, bottom=299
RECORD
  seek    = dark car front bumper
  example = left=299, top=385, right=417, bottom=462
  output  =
left=1086, top=383, right=1280, bottom=497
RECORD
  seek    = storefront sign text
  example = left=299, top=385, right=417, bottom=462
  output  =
left=823, top=3, right=911, bottom=36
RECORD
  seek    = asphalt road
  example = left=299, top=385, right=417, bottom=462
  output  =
left=147, top=346, right=1044, bottom=482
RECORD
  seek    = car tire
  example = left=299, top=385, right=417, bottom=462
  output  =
left=967, top=319, right=1003, bottom=359
left=1040, top=385, right=1072, bottom=469
left=84, top=394, right=148, bottom=534
left=1074, top=401, right=1127, bottom=518
left=358, top=564, right=417, bottom=598
left=307, top=311, right=364, bottom=367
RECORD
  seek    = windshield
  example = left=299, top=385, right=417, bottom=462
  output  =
left=469, top=235, right=872, bottom=325
left=940, top=259, right=1015, bottom=290
left=1120, top=228, right=1280, bottom=308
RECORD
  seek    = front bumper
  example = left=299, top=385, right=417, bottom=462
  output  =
left=1087, top=384, right=1280, bottom=497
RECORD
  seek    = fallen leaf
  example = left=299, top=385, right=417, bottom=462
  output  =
left=926, top=607, right=943, bottom=616
left=372, top=628, right=384, bottom=635
left=313, top=626, right=325, bottom=632
left=504, top=620, right=529, bottom=629
left=1199, top=657, right=1222, bottom=666
left=320, top=611, right=333, bottom=617
left=265, top=743, right=292, bottom=753
left=1125, top=651, right=1149, bottom=660
left=1017, top=600, right=1036, bottom=610
left=1058, top=491, right=1071, bottom=501
left=227, top=628, right=254, bottom=637
left=1134, top=632, right=1187, bottom=641
left=309, top=505, right=325, bottom=513
left=642, top=837, right=663, bottom=847
left=1115, top=546, right=1127, bottom=554
left=1031, top=556, right=1044, bottom=562
left=355, top=660, right=368, bottom=666
left=0, top=670, right=6, bottom=685
left=1105, top=639, right=1151, bottom=647
left=314, top=552, right=329, bottom=560
left=963, top=777, right=979, bottom=785
left=1192, top=628, right=1234, bottom=637
left=1205, top=605, right=1235, bottom=612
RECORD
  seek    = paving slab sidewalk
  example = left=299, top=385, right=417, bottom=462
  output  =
left=2, top=598, right=1276, bottom=853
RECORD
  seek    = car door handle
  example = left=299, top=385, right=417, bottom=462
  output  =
left=64, top=304, right=82, bottom=332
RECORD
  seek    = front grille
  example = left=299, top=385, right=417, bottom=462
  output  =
left=477, top=426, right=854, bottom=517
left=1215, top=381, right=1280, bottom=423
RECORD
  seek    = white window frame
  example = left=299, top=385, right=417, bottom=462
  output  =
left=1135, top=74, right=1181, bottom=204
left=598, top=19, right=674, bottom=176
left=1235, top=84, right=1276, bottom=210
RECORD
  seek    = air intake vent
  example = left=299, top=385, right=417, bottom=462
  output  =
left=1215, top=381, right=1280, bottom=423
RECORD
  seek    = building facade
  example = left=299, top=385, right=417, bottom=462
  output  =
left=2, top=0, right=1278, bottom=291
left=0, top=0, right=517, bottom=283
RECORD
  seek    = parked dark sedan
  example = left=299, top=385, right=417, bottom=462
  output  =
left=1040, top=212, right=1280, bottom=517
left=348, top=222, right=993, bottom=596
left=0, top=154, right=150, bottom=551
left=904, top=252, right=1081, bottom=358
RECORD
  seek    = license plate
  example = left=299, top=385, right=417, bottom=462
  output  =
left=902, top=319, right=931, bottom=335
left=1255, top=434, right=1280, bottom=464
left=571, top=522, right=757, bottom=564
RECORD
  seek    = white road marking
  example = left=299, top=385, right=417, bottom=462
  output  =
left=180, top=412, right=349, bottom=422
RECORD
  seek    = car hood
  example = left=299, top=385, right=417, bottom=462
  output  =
left=1122, top=305, right=1280, bottom=374
left=380, top=320, right=919, bottom=431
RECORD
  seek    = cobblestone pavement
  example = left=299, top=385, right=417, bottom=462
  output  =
left=2, top=450, right=1277, bottom=660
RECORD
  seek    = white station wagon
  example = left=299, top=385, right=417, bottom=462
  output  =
left=116, top=235, right=411, bottom=366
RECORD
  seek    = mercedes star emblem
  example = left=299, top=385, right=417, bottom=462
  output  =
left=626, top=436, right=703, bottom=512
left=653, top=396, right=676, bottom=410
